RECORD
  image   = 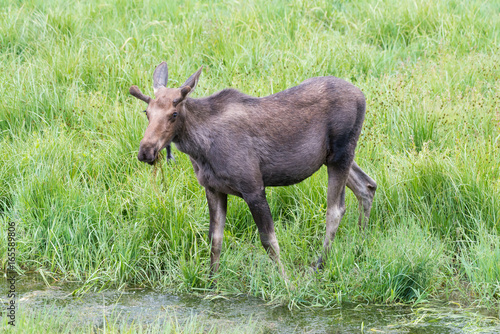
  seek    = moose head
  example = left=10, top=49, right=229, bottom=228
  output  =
left=129, top=62, right=202, bottom=164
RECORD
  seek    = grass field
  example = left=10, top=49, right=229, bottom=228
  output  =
left=1, top=0, right=499, bottom=315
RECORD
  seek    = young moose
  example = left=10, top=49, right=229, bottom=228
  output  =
left=130, top=62, right=376, bottom=276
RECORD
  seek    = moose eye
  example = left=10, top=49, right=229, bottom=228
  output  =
left=172, top=112, right=178, bottom=118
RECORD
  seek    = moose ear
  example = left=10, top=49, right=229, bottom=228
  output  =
left=153, top=61, right=168, bottom=96
left=173, top=86, right=192, bottom=106
left=129, top=85, right=151, bottom=104
left=180, top=66, right=203, bottom=93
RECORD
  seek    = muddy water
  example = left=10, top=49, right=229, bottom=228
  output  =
left=1, top=275, right=499, bottom=333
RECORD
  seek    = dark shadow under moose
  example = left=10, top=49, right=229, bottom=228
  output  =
left=130, top=62, right=377, bottom=279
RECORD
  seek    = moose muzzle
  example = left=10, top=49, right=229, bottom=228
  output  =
left=137, top=143, right=158, bottom=165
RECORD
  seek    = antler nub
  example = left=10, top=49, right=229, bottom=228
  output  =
left=129, top=85, right=151, bottom=104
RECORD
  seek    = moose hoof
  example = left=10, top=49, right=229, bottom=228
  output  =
left=314, top=257, right=325, bottom=273
left=208, top=279, right=218, bottom=290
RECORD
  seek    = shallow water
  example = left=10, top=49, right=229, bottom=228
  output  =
left=1, top=275, right=499, bottom=333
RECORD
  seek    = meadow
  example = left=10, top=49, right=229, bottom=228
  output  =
left=1, top=0, right=499, bottom=323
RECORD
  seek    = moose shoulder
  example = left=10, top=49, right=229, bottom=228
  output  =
left=130, top=62, right=377, bottom=277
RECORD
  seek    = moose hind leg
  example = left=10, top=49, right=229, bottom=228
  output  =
left=346, top=161, right=377, bottom=230
left=206, top=188, right=228, bottom=278
left=317, top=165, right=349, bottom=269
left=243, top=190, right=286, bottom=277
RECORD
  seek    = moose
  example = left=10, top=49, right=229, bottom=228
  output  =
left=130, top=62, right=376, bottom=277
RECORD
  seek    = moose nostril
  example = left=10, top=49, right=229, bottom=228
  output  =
left=138, top=151, right=146, bottom=162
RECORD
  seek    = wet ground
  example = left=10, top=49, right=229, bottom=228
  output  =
left=1, top=275, right=499, bottom=333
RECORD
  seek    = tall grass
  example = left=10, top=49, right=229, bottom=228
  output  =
left=1, top=0, right=499, bottom=309
left=460, top=225, right=500, bottom=304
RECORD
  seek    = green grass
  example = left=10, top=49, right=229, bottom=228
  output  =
left=1, top=0, right=499, bottom=311
left=0, top=304, right=260, bottom=333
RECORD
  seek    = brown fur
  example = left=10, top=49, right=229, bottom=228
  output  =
left=130, top=62, right=377, bottom=276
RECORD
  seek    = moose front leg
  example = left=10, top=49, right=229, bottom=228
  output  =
left=166, top=145, right=175, bottom=163
left=243, top=189, right=286, bottom=277
left=205, top=188, right=228, bottom=278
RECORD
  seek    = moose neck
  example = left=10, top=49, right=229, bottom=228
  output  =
left=172, top=97, right=215, bottom=158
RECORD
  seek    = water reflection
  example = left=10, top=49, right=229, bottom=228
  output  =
left=1, top=275, right=499, bottom=333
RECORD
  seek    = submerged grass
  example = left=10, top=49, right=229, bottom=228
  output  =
left=0, top=0, right=499, bottom=311
left=0, top=304, right=260, bottom=333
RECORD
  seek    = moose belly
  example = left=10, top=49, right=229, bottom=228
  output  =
left=260, top=147, right=325, bottom=187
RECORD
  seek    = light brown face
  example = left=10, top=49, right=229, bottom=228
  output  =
left=129, top=62, right=202, bottom=165
left=137, top=87, right=189, bottom=164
